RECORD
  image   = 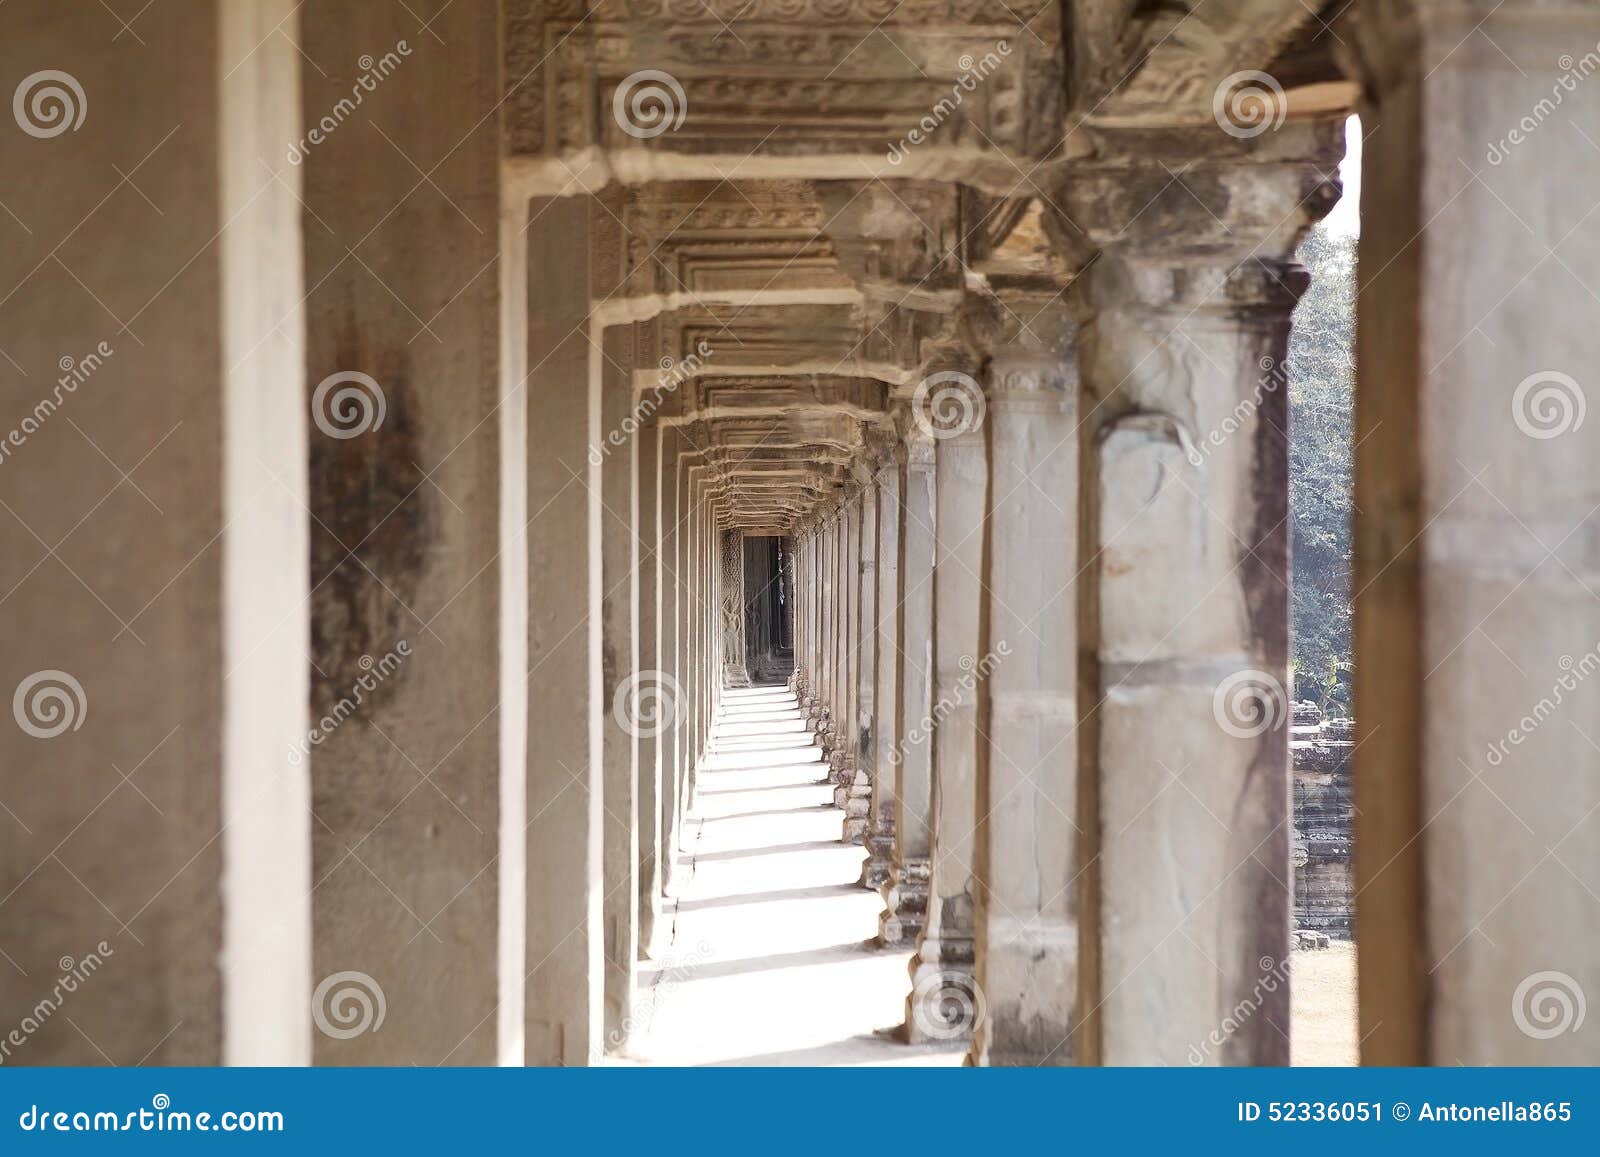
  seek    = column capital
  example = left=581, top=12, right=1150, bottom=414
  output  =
left=902, top=427, right=936, bottom=471
left=985, top=350, right=1074, bottom=408
left=1053, top=120, right=1345, bottom=293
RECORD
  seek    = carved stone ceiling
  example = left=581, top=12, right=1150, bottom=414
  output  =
left=509, top=0, right=1352, bottom=532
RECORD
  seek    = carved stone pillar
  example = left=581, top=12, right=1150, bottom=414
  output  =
left=657, top=428, right=684, bottom=902
left=720, top=528, right=747, bottom=687
left=1352, top=0, right=1600, bottom=1065
left=862, top=454, right=902, bottom=887
left=817, top=513, right=837, bottom=751
left=832, top=494, right=862, bottom=785
left=597, top=321, right=637, bottom=1053
left=801, top=529, right=821, bottom=721
left=636, top=417, right=662, bottom=959
left=906, top=383, right=988, bottom=1042
left=841, top=482, right=878, bottom=843
left=971, top=347, right=1078, bottom=1066
left=0, top=2, right=311, bottom=1064
left=1064, top=123, right=1341, bottom=1064
left=881, top=431, right=935, bottom=945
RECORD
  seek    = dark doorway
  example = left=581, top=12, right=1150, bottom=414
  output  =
left=742, top=535, right=793, bottom=683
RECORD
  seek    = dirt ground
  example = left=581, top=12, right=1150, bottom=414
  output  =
left=1291, top=940, right=1359, bottom=1065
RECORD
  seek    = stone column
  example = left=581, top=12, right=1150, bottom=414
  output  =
left=720, top=528, right=747, bottom=686
left=1065, top=123, right=1340, bottom=1064
left=520, top=194, right=601, bottom=1064
left=881, top=432, right=936, bottom=945
left=805, top=528, right=817, bottom=698
left=1352, top=0, right=1600, bottom=1065
left=792, top=529, right=809, bottom=700
left=596, top=322, right=637, bottom=1052
left=834, top=495, right=862, bottom=787
left=862, top=458, right=902, bottom=887
left=971, top=347, right=1078, bottom=1066
left=686, top=466, right=711, bottom=808
left=841, top=482, right=877, bottom=842
left=907, top=394, right=988, bottom=1043
left=636, top=416, right=662, bottom=959
left=0, top=0, right=310, bottom=1065
left=300, top=1, right=503, bottom=1065
left=657, top=428, right=683, bottom=901
left=817, top=515, right=835, bottom=744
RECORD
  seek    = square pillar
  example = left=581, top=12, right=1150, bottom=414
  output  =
left=882, top=432, right=936, bottom=946
left=1353, top=0, right=1600, bottom=1065
left=907, top=404, right=988, bottom=1043
left=0, top=0, right=310, bottom=1065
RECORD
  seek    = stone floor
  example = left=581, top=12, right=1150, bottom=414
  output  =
left=627, top=685, right=964, bottom=1066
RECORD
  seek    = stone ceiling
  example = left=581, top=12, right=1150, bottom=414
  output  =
left=504, top=0, right=1351, bottom=531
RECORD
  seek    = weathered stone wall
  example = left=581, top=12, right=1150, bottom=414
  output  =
left=1292, top=704, right=1354, bottom=937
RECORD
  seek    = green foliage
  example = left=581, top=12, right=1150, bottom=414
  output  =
left=1288, top=225, right=1356, bottom=715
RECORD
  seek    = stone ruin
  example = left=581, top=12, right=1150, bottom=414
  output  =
left=1292, top=701, right=1354, bottom=945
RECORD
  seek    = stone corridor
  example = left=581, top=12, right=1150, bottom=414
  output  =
left=3, top=0, right=1598, bottom=1070
left=629, top=686, right=961, bottom=1066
